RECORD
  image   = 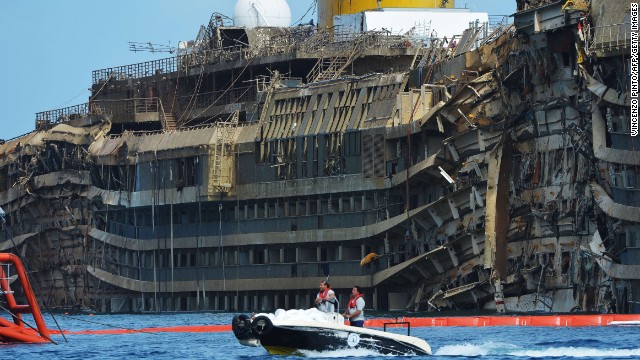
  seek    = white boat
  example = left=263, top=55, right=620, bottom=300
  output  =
left=232, top=308, right=431, bottom=356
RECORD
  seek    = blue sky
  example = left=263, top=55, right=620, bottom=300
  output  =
left=0, top=0, right=515, bottom=140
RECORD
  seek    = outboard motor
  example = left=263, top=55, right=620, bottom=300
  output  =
left=232, top=314, right=260, bottom=347
left=251, top=315, right=273, bottom=337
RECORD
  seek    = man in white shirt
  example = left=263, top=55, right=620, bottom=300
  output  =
left=315, top=280, right=336, bottom=313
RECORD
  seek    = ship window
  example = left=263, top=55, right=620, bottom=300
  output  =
left=253, top=249, right=265, bottom=265
left=320, top=248, right=328, bottom=262
left=561, top=252, right=571, bottom=275
left=284, top=248, right=296, bottom=263
left=329, top=196, right=338, bottom=213
left=628, top=231, right=638, bottom=248
left=255, top=141, right=262, bottom=163
left=180, top=253, right=188, bottom=267
left=224, top=250, right=235, bottom=265
left=547, top=252, right=555, bottom=267
left=627, top=169, right=637, bottom=189
left=343, top=197, right=351, bottom=213
left=562, top=52, right=570, bottom=67
left=176, top=157, right=199, bottom=187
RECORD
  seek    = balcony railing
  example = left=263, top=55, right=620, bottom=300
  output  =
left=91, top=97, right=158, bottom=114
left=488, top=15, right=511, bottom=32
left=588, top=22, right=633, bottom=52
left=92, top=260, right=370, bottom=283
left=176, top=86, right=257, bottom=112
left=92, top=57, right=178, bottom=85
left=35, top=103, right=89, bottom=130
left=35, top=98, right=162, bottom=128
left=90, top=98, right=160, bottom=124
left=177, top=45, right=247, bottom=72
left=90, top=29, right=417, bottom=85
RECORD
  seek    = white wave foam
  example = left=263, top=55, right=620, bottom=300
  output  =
left=436, top=342, right=640, bottom=358
left=436, top=342, right=519, bottom=356
left=298, top=348, right=388, bottom=357
left=510, top=347, right=640, bottom=358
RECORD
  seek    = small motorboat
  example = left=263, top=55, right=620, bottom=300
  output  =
left=232, top=308, right=431, bottom=356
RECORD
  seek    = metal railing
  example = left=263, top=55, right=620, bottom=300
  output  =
left=35, top=98, right=162, bottom=129
left=308, top=31, right=415, bottom=52
left=35, top=103, right=89, bottom=129
left=177, top=45, right=246, bottom=71
left=91, top=97, right=159, bottom=114
left=92, top=57, right=178, bottom=84
left=90, top=98, right=159, bottom=123
left=488, top=15, right=511, bottom=32
left=93, top=259, right=368, bottom=283
left=176, top=86, right=257, bottom=111
left=91, top=29, right=417, bottom=85
left=588, top=22, right=633, bottom=52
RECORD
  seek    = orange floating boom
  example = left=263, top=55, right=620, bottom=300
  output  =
left=0, top=253, right=50, bottom=343
left=366, top=314, right=640, bottom=327
left=47, top=314, right=640, bottom=337
left=50, top=324, right=232, bottom=336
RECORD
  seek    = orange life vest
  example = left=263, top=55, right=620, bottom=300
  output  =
left=348, top=294, right=363, bottom=309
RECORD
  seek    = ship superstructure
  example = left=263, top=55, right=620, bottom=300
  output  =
left=0, top=0, right=638, bottom=314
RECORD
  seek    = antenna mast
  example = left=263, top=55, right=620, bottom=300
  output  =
left=128, top=42, right=176, bottom=54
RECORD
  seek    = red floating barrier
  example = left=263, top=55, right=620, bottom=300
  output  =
left=43, top=313, right=640, bottom=337
left=363, top=314, right=640, bottom=328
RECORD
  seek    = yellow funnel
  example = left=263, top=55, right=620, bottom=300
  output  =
left=318, top=0, right=455, bottom=29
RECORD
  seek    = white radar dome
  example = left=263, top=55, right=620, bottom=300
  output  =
left=233, top=0, right=292, bottom=28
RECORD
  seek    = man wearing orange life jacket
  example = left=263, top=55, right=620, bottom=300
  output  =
left=343, top=286, right=365, bottom=327
left=315, top=280, right=336, bottom=313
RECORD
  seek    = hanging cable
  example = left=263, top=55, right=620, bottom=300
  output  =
left=0, top=303, right=58, bottom=344
left=183, top=58, right=255, bottom=126
left=176, top=59, right=207, bottom=125
left=293, top=0, right=317, bottom=26
left=89, top=74, right=113, bottom=103
left=53, top=88, right=91, bottom=109
left=219, top=197, right=226, bottom=292
left=235, top=142, right=241, bottom=307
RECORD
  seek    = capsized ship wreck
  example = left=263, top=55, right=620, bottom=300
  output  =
left=0, top=0, right=638, bottom=313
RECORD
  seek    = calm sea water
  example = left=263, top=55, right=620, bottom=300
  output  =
left=2, top=312, right=640, bottom=359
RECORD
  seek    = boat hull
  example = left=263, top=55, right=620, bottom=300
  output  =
left=233, top=314, right=431, bottom=356
left=259, top=324, right=430, bottom=356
